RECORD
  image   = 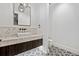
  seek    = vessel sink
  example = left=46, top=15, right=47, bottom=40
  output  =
left=17, top=32, right=31, bottom=37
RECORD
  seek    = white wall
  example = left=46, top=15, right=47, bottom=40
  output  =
left=50, top=3, right=79, bottom=54
left=0, top=3, right=13, bottom=26
left=31, top=3, right=40, bottom=28
left=39, top=3, right=49, bottom=53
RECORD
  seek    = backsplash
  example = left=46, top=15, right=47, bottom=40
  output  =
left=0, top=26, right=40, bottom=38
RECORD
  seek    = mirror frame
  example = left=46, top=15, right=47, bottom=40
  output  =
left=13, top=3, right=31, bottom=26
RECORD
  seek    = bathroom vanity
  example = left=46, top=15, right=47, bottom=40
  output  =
left=0, top=34, right=43, bottom=56
left=0, top=26, right=43, bottom=56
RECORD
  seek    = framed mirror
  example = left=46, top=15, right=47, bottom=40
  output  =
left=13, top=3, right=31, bottom=26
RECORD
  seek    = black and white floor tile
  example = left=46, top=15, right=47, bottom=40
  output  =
left=16, top=45, right=79, bottom=56
left=48, top=45, right=79, bottom=56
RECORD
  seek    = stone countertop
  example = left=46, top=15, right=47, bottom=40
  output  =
left=0, top=34, right=43, bottom=48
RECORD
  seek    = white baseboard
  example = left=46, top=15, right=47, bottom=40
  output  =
left=49, top=40, right=79, bottom=55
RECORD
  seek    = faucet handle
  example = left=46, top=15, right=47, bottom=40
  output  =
left=38, top=24, right=40, bottom=28
left=0, top=39, right=2, bottom=41
left=19, top=28, right=21, bottom=30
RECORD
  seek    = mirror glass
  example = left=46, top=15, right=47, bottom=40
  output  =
left=13, top=3, right=31, bottom=26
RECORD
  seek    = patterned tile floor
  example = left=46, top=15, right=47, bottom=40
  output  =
left=16, top=45, right=79, bottom=56
left=48, top=45, right=79, bottom=56
left=16, top=46, right=46, bottom=56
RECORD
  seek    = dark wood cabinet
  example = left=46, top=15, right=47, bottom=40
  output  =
left=0, top=39, right=43, bottom=56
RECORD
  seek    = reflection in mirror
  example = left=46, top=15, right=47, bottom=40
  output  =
left=14, top=13, right=18, bottom=25
left=18, top=3, right=25, bottom=12
left=13, top=3, right=31, bottom=26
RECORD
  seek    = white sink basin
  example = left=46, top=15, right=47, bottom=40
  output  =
left=17, top=32, right=31, bottom=37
